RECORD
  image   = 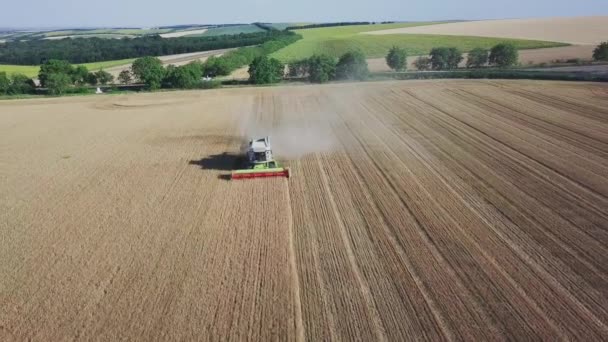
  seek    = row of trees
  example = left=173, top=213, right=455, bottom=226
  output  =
left=1, top=59, right=118, bottom=96
left=116, top=57, right=215, bottom=90
left=0, top=30, right=298, bottom=65
left=283, top=51, right=369, bottom=84
left=0, top=72, right=36, bottom=95
left=200, top=33, right=301, bottom=77
left=127, top=32, right=302, bottom=89
left=1, top=31, right=303, bottom=96
left=386, top=43, right=520, bottom=72
left=38, top=60, right=114, bottom=94
left=127, top=40, right=608, bottom=89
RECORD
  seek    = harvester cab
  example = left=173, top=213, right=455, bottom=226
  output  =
left=231, top=136, right=290, bottom=180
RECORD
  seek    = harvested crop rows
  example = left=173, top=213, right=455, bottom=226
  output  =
left=1, top=80, right=607, bottom=340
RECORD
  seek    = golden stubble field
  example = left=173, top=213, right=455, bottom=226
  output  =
left=1, top=80, right=607, bottom=340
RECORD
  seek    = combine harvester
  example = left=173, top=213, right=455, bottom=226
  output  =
left=231, top=137, right=290, bottom=180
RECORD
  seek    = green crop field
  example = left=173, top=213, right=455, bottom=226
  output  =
left=271, top=22, right=568, bottom=62
left=266, top=23, right=308, bottom=30
left=0, top=28, right=175, bottom=41
left=0, top=58, right=135, bottom=78
left=80, top=58, right=136, bottom=70
left=189, top=24, right=265, bottom=37
left=0, top=65, right=39, bottom=77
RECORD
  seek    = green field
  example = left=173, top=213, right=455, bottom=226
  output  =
left=266, top=23, right=308, bottom=30
left=271, top=22, right=568, bottom=62
left=81, top=59, right=136, bottom=70
left=0, top=65, right=39, bottom=77
left=0, top=58, right=135, bottom=78
left=186, top=24, right=265, bottom=37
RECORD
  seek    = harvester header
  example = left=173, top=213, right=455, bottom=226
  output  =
left=231, top=137, right=290, bottom=180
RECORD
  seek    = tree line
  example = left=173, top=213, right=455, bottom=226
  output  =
left=269, top=50, right=370, bottom=84
left=131, top=32, right=301, bottom=89
left=200, top=33, right=300, bottom=77
left=387, top=40, right=608, bottom=72
left=0, top=30, right=298, bottom=65
left=0, top=31, right=301, bottom=96
left=384, top=43, right=520, bottom=72
left=0, top=72, right=36, bottom=96
left=4, top=39, right=608, bottom=97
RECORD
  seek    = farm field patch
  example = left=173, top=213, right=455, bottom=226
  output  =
left=194, top=24, right=266, bottom=37
left=271, top=22, right=565, bottom=62
left=365, top=16, right=608, bottom=45
left=1, top=80, right=607, bottom=340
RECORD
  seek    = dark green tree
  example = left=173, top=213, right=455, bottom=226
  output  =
left=307, top=55, right=336, bottom=83
left=335, top=51, right=369, bottom=80
left=386, top=46, right=408, bottom=71
left=593, top=41, right=608, bottom=61
left=163, top=62, right=203, bottom=88
left=248, top=56, right=284, bottom=84
left=430, top=47, right=463, bottom=70
left=288, top=59, right=309, bottom=77
left=446, top=48, right=464, bottom=69
left=39, top=59, right=74, bottom=87
left=95, top=69, right=114, bottom=85
left=413, top=56, right=431, bottom=71
left=202, top=56, right=232, bottom=77
left=46, top=72, right=72, bottom=95
left=131, top=57, right=165, bottom=90
left=489, top=43, right=519, bottom=67
left=86, top=73, right=98, bottom=86
left=0, top=72, right=9, bottom=95
left=118, top=69, right=133, bottom=84
left=71, top=65, right=89, bottom=85
left=9, top=74, right=36, bottom=94
left=429, top=48, right=449, bottom=70
left=466, top=48, right=489, bottom=68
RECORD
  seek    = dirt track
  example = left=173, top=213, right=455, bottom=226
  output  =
left=1, top=80, right=608, bottom=340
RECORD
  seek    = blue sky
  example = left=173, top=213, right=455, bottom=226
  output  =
left=2, top=0, right=608, bottom=28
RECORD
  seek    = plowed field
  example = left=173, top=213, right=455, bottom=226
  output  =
left=1, top=80, right=607, bottom=340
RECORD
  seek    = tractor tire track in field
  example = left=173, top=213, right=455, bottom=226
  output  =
left=1, top=80, right=607, bottom=340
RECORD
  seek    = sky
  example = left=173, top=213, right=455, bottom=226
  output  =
left=2, top=0, right=608, bottom=28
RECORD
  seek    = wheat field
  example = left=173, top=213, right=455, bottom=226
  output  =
left=1, top=80, right=607, bottom=340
